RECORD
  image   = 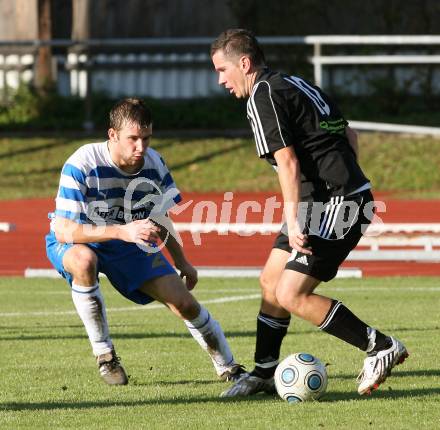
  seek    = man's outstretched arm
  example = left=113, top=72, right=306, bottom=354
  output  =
left=52, top=216, right=160, bottom=246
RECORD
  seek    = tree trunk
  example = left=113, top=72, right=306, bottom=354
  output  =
left=71, top=0, right=93, bottom=130
left=34, top=0, right=53, bottom=93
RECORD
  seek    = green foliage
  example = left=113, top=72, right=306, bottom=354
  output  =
left=147, top=97, right=248, bottom=130
left=0, top=276, right=439, bottom=429
left=0, top=85, right=84, bottom=130
left=2, top=83, right=440, bottom=132
left=1, top=81, right=439, bottom=132
left=0, top=84, right=248, bottom=131
left=335, top=87, right=440, bottom=126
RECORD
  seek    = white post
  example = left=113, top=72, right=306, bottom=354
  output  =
left=313, top=42, right=322, bottom=87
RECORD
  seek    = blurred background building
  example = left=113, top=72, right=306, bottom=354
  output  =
left=0, top=0, right=439, bottom=138
left=1, top=0, right=440, bottom=100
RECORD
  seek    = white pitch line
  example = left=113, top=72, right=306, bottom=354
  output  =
left=3, top=285, right=440, bottom=298
left=327, top=286, right=440, bottom=292
left=0, top=293, right=261, bottom=318
left=207, top=286, right=440, bottom=293
left=24, top=267, right=362, bottom=279
left=2, top=284, right=440, bottom=318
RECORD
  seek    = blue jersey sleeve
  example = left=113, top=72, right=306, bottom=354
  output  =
left=55, top=163, right=89, bottom=223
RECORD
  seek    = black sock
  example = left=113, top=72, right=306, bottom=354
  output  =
left=251, top=312, right=291, bottom=379
left=368, top=330, right=393, bottom=355
left=319, top=300, right=389, bottom=352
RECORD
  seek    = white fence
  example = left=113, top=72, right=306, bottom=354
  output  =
left=0, top=53, right=34, bottom=92
left=0, top=52, right=221, bottom=99
left=66, top=52, right=220, bottom=99
left=174, top=222, right=440, bottom=262
left=1, top=35, right=440, bottom=99
left=304, top=35, right=440, bottom=89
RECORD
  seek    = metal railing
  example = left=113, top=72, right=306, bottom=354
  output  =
left=174, top=222, right=440, bottom=262
left=1, top=35, right=440, bottom=131
left=300, top=35, right=440, bottom=86
left=2, top=35, right=440, bottom=92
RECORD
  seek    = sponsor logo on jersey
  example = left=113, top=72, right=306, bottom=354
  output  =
left=89, top=204, right=154, bottom=223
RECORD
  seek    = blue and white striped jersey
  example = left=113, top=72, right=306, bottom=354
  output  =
left=52, top=142, right=181, bottom=225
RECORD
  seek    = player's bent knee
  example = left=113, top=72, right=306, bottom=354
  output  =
left=259, top=273, right=268, bottom=290
left=176, top=296, right=199, bottom=317
left=169, top=293, right=199, bottom=320
left=261, top=288, right=279, bottom=307
left=64, top=245, right=98, bottom=277
left=275, top=285, right=303, bottom=315
left=259, top=273, right=277, bottom=294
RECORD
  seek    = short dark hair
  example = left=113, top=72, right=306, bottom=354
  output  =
left=210, top=28, right=265, bottom=66
left=109, top=98, right=152, bottom=131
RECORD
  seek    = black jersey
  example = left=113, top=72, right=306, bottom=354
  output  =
left=246, top=68, right=369, bottom=199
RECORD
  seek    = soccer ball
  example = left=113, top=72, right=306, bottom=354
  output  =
left=274, top=353, right=328, bottom=403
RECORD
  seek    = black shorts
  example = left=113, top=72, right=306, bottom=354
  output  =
left=273, top=190, right=374, bottom=282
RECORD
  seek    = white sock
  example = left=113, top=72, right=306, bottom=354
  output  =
left=184, top=305, right=235, bottom=376
left=71, top=282, right=113, bottom=356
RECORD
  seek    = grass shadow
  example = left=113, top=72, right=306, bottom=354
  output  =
left=331, top=368, right=440, bottom=380
left=4, top=167, right=63, bottom=176
left=322, top=386, right=440, bottom=402
left=131, top=379, right=220, bottom=387
left=168, top=141, right=248, bottom=171
left=0, top=394, right=274, bottom=412
left=0, top=139, right=70, bottom=160
left=3, top=384, right=436, bottom=412
left=0, top=330, right=258, bottom=342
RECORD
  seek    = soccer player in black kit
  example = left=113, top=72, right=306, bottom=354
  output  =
left=211, top=29, right=408, bottom=397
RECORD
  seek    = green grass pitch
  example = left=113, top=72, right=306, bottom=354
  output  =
left=1, top=134, right=440, bottom=199
left=0, top=276, right=439, bottom=429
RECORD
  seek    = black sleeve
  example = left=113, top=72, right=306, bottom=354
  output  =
left=247, top=81, right=294, bottom=157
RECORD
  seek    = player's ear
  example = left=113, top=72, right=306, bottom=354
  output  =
left=108, top=128, right=118, bottom=141
left=239, top=55, right=252, bottom=73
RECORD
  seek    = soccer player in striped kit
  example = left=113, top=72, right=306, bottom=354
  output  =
left=46, top=98, right=244, bottom=386
left=211, top=29, right=408, bottom=397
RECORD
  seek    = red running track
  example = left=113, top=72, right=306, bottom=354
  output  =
left=0, top=192, right=439, bottom=277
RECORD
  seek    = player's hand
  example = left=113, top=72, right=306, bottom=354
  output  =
left=288, top=221, right=312, bottom=255
left=177, top=261, right=198, bottom=291
left=119, top=219, right=160, bottom=245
